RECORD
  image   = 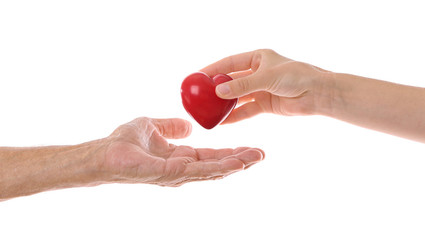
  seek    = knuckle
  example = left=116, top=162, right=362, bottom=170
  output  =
left=256, top=48, right=276, bottom=56
left=135, top=116, right=149, bottom=123
left=252, top=49, right=276, bottom=70
left=129, top=117, right=150, bottom=130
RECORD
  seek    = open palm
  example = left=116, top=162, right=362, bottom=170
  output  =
left=101, top=117, right=264, bottom=186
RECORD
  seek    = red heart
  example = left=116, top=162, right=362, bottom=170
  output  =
left=181, top=72, right=237, bottom=129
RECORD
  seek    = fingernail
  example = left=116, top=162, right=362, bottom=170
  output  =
left=216, top=84, right=231, bottom=96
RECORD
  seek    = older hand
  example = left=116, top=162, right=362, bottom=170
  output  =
left=100, top=117, right=264, bottom=186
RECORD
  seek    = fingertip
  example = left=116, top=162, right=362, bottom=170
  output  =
left=253, top=148, right=266, bottom=160
left=233, top=149, right=264, bottom=168
left=215, top=84, right=232, bottom=99
left=223, top=158, right=245, bottom=172
left=243, top=149, right=264, bottom=161
left=186, top=120, right=193, bottom=135
left=238, top=149, right=264, bottom=170
left=220, top=112, right=237, bottom=125
left=179, top=118, right=192, bottom=138
left=153, top=118, right=192, bottom=139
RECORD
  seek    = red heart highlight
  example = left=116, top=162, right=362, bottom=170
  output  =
left=181, top=72, right=237, bottom=129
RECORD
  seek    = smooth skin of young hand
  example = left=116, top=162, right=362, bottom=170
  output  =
left=0, top=117, right=264, bottom=201
left=201, top=49, right=425, bottom=143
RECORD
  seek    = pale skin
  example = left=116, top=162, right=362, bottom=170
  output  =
left=0, top=117, right=264, bottom=201
left=3, top=49, right=424, bottom=201
left=201, top=49, right=425, bottom=143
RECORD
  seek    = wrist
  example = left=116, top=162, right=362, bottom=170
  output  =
left=72, top=139, right=110, bottom=186
left=311, top=71, right=339, bottom=116
left=34, top=140, right=109, bottom=190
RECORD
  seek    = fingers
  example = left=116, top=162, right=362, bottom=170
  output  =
left=185, top=159, right=244, bottom=177
left=201, top=50, right=268, bottom=99
left=222, top=101, right=264, bottom=124
left=194, top=148, right=264, bottom=168
left=200, top=50, right=257, bottom=77
left=215, top=72, right=269, bottom=99
left=184, top=149, right=264, bottom=178
left=224, top=148, right=265, bottom=169
left=151, top=118, right=192, bottom=139
left=228, top=69, right=253, bottom=79
left=195, top=147, right=257, bottom=161
left=237, top=93, right=256, bottom=105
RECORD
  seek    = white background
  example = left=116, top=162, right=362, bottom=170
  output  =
left=1, top=0, right=425, bottom=239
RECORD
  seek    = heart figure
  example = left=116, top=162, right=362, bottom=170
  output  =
left=181, top=72, right=237, bottom=129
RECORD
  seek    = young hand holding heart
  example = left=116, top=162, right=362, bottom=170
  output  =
left=199, top=49, right=425, bottom=143
left=199, top=49, right=329, bottom=124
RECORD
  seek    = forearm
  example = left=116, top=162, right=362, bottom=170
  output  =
left=0, top=141, right=105, bottom=201
left=316, top=72, right=425, bottom=142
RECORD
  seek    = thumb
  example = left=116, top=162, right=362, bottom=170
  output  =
left=151, top=118, right=192, bottom=139
left=215, top=73, right=266, bottom=99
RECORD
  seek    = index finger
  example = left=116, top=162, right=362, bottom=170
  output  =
left=200, top=50, right=256, bottom=77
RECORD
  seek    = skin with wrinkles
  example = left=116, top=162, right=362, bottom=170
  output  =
left=0, top=117, right=264, bottom=201
left=4, top=48, right=422, bottom=201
